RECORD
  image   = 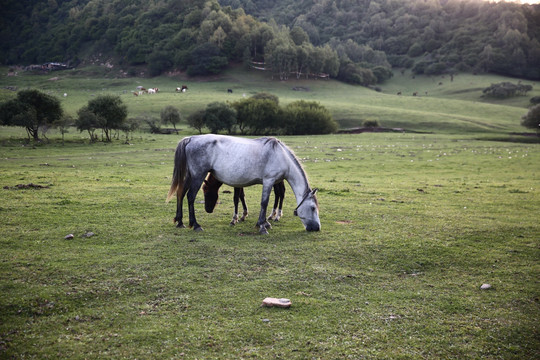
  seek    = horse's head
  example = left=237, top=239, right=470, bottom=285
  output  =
left=294, top=188, right=320, bottom=231
left=202, top=174, right=222, bottom=213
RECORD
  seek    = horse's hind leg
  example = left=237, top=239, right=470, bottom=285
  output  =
left=175, top=179, right=189, bottom=228
left=187, top=177, right=204, bottom=231
left=239, top=188, right=248, bottom=222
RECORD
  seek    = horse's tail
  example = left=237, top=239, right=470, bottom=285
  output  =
left=166, top=137, right=191, bottom=203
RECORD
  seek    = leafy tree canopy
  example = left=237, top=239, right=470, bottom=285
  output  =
left=0, top=89, right=63, bottom=141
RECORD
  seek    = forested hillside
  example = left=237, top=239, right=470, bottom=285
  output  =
left=220, top=0, right=540, bottom=80
left=1, top=0, right=539, bottom=81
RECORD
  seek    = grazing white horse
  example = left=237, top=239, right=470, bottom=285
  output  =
left=167, top=135, right=320, bottom=234
left=148, top=88, right=156, bottom=94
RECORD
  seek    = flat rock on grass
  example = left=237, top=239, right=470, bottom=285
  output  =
left=261, top=298, right=292, bottom=308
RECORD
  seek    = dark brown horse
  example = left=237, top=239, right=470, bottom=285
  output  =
left=203, top=172, right=286, bottom=226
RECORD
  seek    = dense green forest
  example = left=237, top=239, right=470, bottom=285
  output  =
left=1, top=0, right=539, bottom=82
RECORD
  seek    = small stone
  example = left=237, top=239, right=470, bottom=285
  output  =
left=262, top=297, right=292, bottom=308
left=480, top=283, right=492, bottom=290
left=64, top=234, right=74, bottom=240
left=82, top=232, right=95, bottom=238
left=262, top=319, right=270, bottom=323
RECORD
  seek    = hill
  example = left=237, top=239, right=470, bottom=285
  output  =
left=1, top=0, right=539, bottom=82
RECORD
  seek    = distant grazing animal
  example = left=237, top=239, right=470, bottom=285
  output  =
left=176, top=85, right=188, bottom=92
left=167, top=135, right=320, bottom=234
left=148, top=88, right=156, bottom=94
left=397, top=91, right=402, bottom=95
left=227, top=89, right=233, bottom=93
left=133, top=92, right=138, bottom=96
left=413, top=92, right=418, bottom=96
left=203, top=173, right=286, bottom=225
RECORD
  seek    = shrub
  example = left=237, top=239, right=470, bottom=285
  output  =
left=233, top=98, right=280, bottom=135
left=283, top=101, right=337, bottom=135
left=521, top=104, right=540, bottom=134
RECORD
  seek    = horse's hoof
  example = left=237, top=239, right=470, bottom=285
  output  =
left=193, top=226, right=203, bottom=232
left=230, top=221, right=237, bottom=226
left=176, top=223, right=186, bottom=228
left=259, top=227, right=269, bottom=235
left=264, top=221, right=272, bottom=229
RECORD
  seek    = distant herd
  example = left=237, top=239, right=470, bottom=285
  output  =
left=132, top=85, right=238, bottom=96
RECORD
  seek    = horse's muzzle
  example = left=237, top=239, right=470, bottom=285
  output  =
left=306, top=222, right=320, bottom=232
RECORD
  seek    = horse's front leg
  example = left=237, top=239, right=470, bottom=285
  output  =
left=230, top=188, right=241, bottom=226
left=256, top=183, right=273, bottom=235
left=187, top=177, right=204, bottom=231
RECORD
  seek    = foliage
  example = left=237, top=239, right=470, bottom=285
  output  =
left=187, top=109, right=206, bottom=134
left=232, top=97, right=281, bottom=134
left=186, top=43, right=229, bottom=76
left=521, top=104, right=540, bottom=133
left=160, top=105, right=181, bottom=131
left=482, top=82, right=533, bottom=99
left=282, top=100, right=338, bottom=135
left=76, top=95, right=127, bottom=142
left=204, top=101, right=237, bottom=134
left=0, top=89, right=63, bottom=141
left=220, top=0, right=540, bottom=80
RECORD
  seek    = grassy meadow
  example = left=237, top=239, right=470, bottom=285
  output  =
left=1, top=65, right=537, bottom=134
left=0, top=67, right=539, bottom=358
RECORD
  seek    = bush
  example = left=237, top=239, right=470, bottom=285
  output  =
left=362, top=119, right=380, bottom=128
left=233, top=98, right=281, bottom=135
left=521, top=104, right=540, bottom=134
left=283, top=101, right=337, bottom=135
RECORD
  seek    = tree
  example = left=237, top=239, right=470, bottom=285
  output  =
left=76, top=106, right=100, bottom=142
left=80, top=95, right=127, bottom=142
left=187, top=109, right=206, bottom=134
left=187, top=42, right=228, bottom=76
left=204, top=102, right=237, bottom=134
left=0, top=89, right=63, bottom=141
left=160, top=105, right=181, bottom=131
left=521, top=104, right=540, bottom=134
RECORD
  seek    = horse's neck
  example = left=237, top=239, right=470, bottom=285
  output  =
left=286, top=160, right=310, bottom=205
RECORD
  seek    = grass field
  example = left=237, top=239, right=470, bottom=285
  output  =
left=0, top=67, right=539, bottom=358
left=0, top=129, right=538, bottom=358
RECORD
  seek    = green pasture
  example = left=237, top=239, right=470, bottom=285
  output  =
left=1, top=66, right=537, bottom=134
left=0, top=129, right=538, bottom=358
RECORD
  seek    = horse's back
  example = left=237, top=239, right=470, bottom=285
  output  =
left=185, top=135, right=287, bottom=187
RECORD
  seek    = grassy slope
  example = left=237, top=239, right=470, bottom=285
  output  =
left=1, top=65, right=537, bottom=134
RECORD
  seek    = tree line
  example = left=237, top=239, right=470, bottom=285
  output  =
left=0, top=89, right=338, bottom=142
left=1, top=0, right=539, bottom=82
